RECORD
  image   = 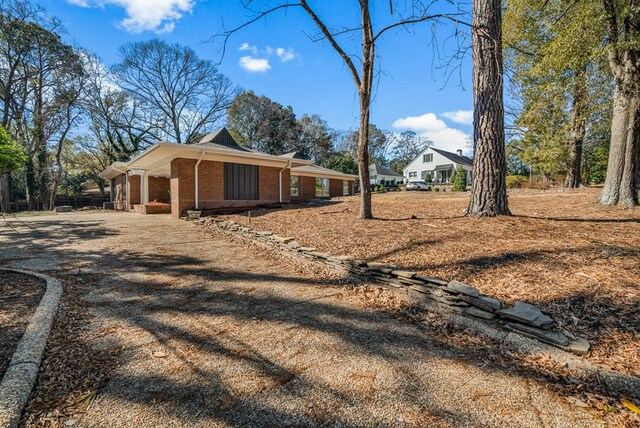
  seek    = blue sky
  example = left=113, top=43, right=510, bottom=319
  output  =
left=40, top=0, right=475, bottom=153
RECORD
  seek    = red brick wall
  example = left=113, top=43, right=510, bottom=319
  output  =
left=171, top=158, right=196, bottom=219
left=148, top=176, right=170, bottom=203
left=329, top=179, right=343, bottom=197
left=170, top=157, right=290, bottom=218
left=294, top=176, right=316, bottom=202
left=112, top=174, right=125, bottom=210
left=128, top=175, right=141, bottom=210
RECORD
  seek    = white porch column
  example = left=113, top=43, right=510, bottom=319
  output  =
left=142, top=171, right=149, bottom=204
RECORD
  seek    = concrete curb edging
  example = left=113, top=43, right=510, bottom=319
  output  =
left=200, top=217, right=640, bottom=397
left=0, top=268, right=63, bottom=428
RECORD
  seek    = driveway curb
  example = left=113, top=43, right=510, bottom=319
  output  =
left=0, top=268, right=62, bottom=428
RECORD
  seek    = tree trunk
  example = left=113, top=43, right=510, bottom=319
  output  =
left=356, top=1, right=374, bottom=220
left=0, top=172, right=11, bottom=213
left=564, top=68, right=587, bottom=188
left=467, top=0, right=510, bottom=216
left=47, top=138, right=65, bottom=210
left=599, top=75, right=640, bottom=206
left=357, top=93, right=373, bottom=219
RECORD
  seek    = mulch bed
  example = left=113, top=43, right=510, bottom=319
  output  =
left=0, top=272, right=45, bottom=378
left=225, top=187, right=640, bottom=377
left=20, top=274, right=122, bottom=428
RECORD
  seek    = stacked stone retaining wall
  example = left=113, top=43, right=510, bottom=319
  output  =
left=199, top=216, right=590, bottom=354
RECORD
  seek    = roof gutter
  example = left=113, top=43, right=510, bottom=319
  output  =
left=194, top=150, right=205, bottom=209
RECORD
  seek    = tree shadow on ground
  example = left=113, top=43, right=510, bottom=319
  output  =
left=4, top=216, right=638, bottom=426
left=512, top=214, right=640, bottom=224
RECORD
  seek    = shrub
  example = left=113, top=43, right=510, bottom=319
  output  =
left=434, top=187, right=440, bottom=192
left=506, top=175, right=528, bottom=189
left=451, top=168, right=468, bottom=191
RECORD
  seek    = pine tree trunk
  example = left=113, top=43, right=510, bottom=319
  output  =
left=0, top=172, right=11, bottom=213
left=599, top=76, right=640, bottom=206
left=467, top=0, right=510, bottom=216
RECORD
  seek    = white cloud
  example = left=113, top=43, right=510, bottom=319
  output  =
left=66, top=0, right=195, bottom=33
left=276, top=47, right=295, bottom=62
left=442, top=109, right=473, bottom=125
left=393, top=113, right=470, bottom=153
left=237, top=44, right=297, bottom=71
left=239, top=43, right=258, bottom=55
left=67, top=0, right=90, bottom=6
left=239, top=56, right=271, bottom=73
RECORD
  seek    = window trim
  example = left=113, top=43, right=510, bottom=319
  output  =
left=290, top=175, right=299, bottom=197
left=423, top=153, right=433, bottom=163
left=315, top=177, right=330, bottom=197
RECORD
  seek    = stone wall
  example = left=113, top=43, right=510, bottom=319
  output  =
left=200, top=216, right=590, bottom=355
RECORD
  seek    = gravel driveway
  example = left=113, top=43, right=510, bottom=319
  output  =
left=0, top=212, right=598, bottom=427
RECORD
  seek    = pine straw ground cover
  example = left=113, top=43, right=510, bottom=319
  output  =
left=0, top=272, right=45, bottom=378
left=20, top=274, right=121, bottom=427
left=226, top=187, right=640, bottom=377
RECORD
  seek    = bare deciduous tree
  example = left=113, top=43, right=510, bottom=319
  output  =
left=113, top=39, right=236, bottom=145
left=218, top=1, right=466, bottom=219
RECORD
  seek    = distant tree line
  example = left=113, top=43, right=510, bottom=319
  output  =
left=226, top=90, right=432, bottom=175
left=0, top=0, right=234, bottom=212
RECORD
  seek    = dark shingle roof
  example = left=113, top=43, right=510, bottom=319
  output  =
left=430, top=147, right=473, bottom=166
left=369, top=163, right=403, bottom=177
left=194, top=128, right=255, bottom=152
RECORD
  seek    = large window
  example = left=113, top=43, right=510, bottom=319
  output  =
left=408, top=171, right=417, bottom=178
left=316, top=178, right=329, bottom=197
left=423, top=153, right=433, bottom=163
left=224, top=163, right=259, bottom=200
left=343, top=180, right=350, bottom=195
left=290, top=176, right=299, bottom=197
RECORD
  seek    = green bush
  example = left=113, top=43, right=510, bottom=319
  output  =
left=506, top=175, right=529, bottom=189
left=434, top=187, right=440, bottom=192
left=451, top=168, right=468, bottom=192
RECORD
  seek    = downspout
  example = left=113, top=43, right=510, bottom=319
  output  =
left=278, top=160, right=291, bottom=203
left=194, top=150, right=205, bottom=209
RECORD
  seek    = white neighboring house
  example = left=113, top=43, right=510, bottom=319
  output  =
left=369, top=163, right=404, bottom=185
left=403, top=147, right=473, bottom=184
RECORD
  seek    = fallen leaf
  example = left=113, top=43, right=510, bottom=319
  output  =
left=565, top=397, right=590, bottom=408
left=152, top=351, right=168, bottom=358
left=621, top=398, right=640, bottom=414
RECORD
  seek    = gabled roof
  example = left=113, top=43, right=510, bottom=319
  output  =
left=280, top=151, right=307, bottom=160
left=430, top=147, right=473, bottom=167
left=368, top=163, right=403, bottom=177
left=402, top=146, right=473, bottom=172
left=195, top=127, right=238, bottom=147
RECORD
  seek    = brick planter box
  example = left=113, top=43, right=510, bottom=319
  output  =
left=133, top=204, right=171, bottom=214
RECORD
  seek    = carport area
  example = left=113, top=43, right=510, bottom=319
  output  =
left=0, top=212, right=599, bottom=427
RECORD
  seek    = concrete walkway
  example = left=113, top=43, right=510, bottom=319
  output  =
left=0, top=212, right=598, bottom=427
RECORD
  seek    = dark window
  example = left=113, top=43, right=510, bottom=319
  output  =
left=224, top=163, right=259, bottom=200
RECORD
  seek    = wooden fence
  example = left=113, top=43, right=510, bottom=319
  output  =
left=10, top=194, right=110, bottom=212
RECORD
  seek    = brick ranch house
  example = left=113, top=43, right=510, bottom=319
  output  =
left=100, top=128, right=357, bottom=219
